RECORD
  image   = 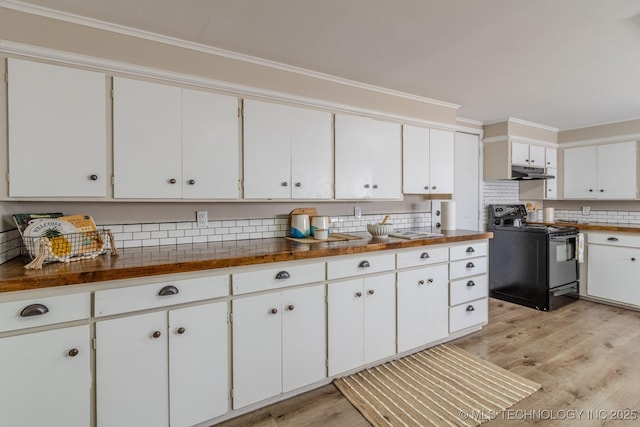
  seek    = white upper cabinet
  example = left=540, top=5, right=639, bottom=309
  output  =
left=243, top=99, right=332, bottom=199
left=564, top=141, right=637, bottom=199
left=545, top=147, right=557, bottom=169
left=335, top=114, right=402, bottom=199
left=511, top=141, right=545, bottom=167
left=113, top=77, right=239, bottom=199
left=7, top=58, right=107, bottom=197
left=403, top=125, right=454, bottom=194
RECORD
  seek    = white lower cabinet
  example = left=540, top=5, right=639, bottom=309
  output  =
left=397, top=264, right=449, bottom=352
left=588, top=233, right=640, bottom=307
left=96, top=302, right=229, bottom=427
left=328, top=273, right=396, bottom=376
left=232, top=284, right=326, bottom=409
left=0, top=325, right=90, bottom=427
left=449, top=241, right=489, bottom=333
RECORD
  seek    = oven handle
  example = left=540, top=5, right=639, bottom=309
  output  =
left=551, top=283, right=578, bottom=297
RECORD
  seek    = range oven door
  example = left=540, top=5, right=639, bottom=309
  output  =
left=548, top=233, right=579, bottom=288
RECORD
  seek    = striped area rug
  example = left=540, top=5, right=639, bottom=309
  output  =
left=333, top=343, right=540, bottom=426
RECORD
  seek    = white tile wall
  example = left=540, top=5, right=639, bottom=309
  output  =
left=554, top=209, right=640, bottom=225
left=0, top=211, right=433, bottom=264
left=481, top=180, right=522, bottom=226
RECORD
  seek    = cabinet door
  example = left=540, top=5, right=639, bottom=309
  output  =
left=546, top=168, right=557, bottom=199
left=169, top=302, right=229, bottom=427
left=597, top=141, right=637, bottom=199
left=0, top=325, right=90, bottom=427
left=397, top=265, right=449, bottom=352
left=8, top=58, right=107, bottom=197
left=402, top=124, right=430, bottom=194
left=232, top=293, right=282, bottom=408
left=369, top=120, right=402, bottom=199
left=96, top=311, right=169, bottom=427
left=290, top=107, right=333, bottom=199
left=363, top=273, right=396, bottom=364
left=113, top=77, right=182, bottom=198
left=243, top=100, right=292, bottom=199
left=335, top=114, right=375, bottom=199
left=282, top=285, right=326, bottom=392
left=511, top=142, right=530, bottom=166
left=529, top=144, right=545, bottom=167
left=588, top=245, right=640, bottom=306
left=545, top=147, right=557, bottom=168
left=564, top=146, right=597, bottom=199
left=327, top=278, right=364, bottom=375
left=429, top=129, right=455, bottom=194
left=182, top=89, right=239, bottom=199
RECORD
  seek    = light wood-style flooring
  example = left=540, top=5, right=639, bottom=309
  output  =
left=216, top=298, right=640, bottom=426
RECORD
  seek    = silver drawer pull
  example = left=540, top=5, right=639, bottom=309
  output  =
left=20, top=303, right=49, bottom=317
left=275, top=271, right=290, bottom=280
left=358, top=260, right=370, bottom=268
left=466, top=305, right=475, bottom=312
left=158, top=285, right=179, bottom=296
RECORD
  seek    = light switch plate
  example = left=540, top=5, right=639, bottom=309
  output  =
left=354, top=206, right=362, bottom=219
left=582, top=206, right=590, bottom=215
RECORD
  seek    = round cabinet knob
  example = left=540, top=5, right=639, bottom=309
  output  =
left=286, top=304, right=295, bottom=311
left=372, top=184, right=378, bottom=189
left=269, top=308, right=278, bottom=315
left=424, top=186, right=429, bottom=190
left=432, top=186, right=437, bottom=190
left=549, top=189, right=552, bottom=192
left=89, top=174, right=98, bottom=181
left=188, top=179, right=196, bottom=185
left=418, top=280, right=425, bottom=285
left=367, top=289, right=375, bottom=295
left=169, top=178, right=177, bottom=184
left=547, top=161, right=551, bottom=165
left=295, top=182, right=302, bottom=187
left=589, top=189, right=594, bottom=192
left=281, top=182, right=288, bottom=187
left=530, top=159, right=535, bottom=163
left=632, top=258, right=637, bottom=262
left=355, top=292, right=363, bottom=298
left=152, top=331, right=162, bottom=339
left=176, top=327, right=186, bottom=335
left=427, top=278, right=434, bottom=284
left=364, top=184, right=370, bottom=189
left=67, top=348, right=79, bottom=357
left=600, top=189, right=604, bottom=192
left=466, top=305, right=475, bottom=312
left=525, top=159, right=529, bottom=162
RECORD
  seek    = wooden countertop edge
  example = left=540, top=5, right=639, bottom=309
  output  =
left=0, top=232, right=493, bottom=293
left=537, top=222, right=640, bottom=233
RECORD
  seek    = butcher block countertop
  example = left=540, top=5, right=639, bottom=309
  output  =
left=540, top=221, right=640, bottom=233
left=0, top=229, right=492, bottom=294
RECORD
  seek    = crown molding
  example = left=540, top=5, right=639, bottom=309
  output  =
left=507, top=117, right=559, bottom=133
left=482, top=134, right=558, bottom=147
left=559, top=133, right=640, bottom=148
left=0, top=0, right=459, bottom=112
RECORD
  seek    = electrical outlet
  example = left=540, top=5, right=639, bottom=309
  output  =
left=196, top=210, right=208, bottom=228
left=354, top=206, right=362, bottom=219
left=582, top=206, right=591, bottom=215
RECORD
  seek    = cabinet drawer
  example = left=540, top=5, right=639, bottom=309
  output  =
left=95, top=274, right=229, bottom=316
left=450, top=241, right=488, bottom=261
left=450, top=275, right=488, bottom=306
left=396, top=246, right=448, bottom=269
left=588, top=232, right=640, bottom=248
left=327, top=253, right=395, bottom=280
left=0, top=293, right=90, bottom=332
left=233, top=262, right=325, bottom=295
left=449, top=298, right=488, bottom=333
left=450, top=257, right=487, bottom=280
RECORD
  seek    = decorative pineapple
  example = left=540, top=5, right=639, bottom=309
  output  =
left=43, top=226, right=72, bottom=257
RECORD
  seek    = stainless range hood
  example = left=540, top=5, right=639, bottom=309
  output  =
left=511, top=165, right=555, bottom=180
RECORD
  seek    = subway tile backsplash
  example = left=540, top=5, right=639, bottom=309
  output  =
left=1, top=212, right=432, bottom=264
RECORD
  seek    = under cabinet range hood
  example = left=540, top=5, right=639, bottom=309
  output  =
left=511, top=165, right=555, bottom=180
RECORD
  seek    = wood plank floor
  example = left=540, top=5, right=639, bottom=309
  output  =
left=216, top=298, right=640, bottom=426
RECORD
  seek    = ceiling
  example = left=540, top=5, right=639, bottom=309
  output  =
left=10, top=0, right=640, bottom=130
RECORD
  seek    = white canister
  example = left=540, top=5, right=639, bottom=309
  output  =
left=311, top=216, right=330, bottom=236
left=441, top=201, right=456, bottom=231
left=290, top=214, right=310, bottom=238
left=543, top=207, right=555, bottom=223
